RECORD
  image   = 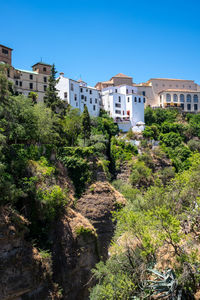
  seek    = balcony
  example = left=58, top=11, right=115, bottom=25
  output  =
left=114, top=116, right=130, bottom=123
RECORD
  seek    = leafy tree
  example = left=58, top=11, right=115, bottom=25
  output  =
left=61, top=107, right=81, bottom=146
left=159, top=132, right=183, bottom=148
left=28, top=91, right=38, bottom=104
left=81, top=105, right=91, bottom=145
left=44, top=64, right=64, bottom=114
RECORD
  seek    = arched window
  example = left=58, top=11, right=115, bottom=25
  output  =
left=187, top=94, right=191, bottom=102
left=194, top=95, right=198, bottom=103
left=173, top=94, right=178, bottom=102
left=166, top=94, right=171, bottom=102
left=180, top=94, right=184, bottom=102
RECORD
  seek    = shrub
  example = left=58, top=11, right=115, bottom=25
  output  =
left=130, top=161, right=153, bottom=188
left=159, top=132, right=183, bottom=148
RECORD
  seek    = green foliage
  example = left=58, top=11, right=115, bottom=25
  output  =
left=59, top=146, right=94, bottom=197
left=187, top=138, right=200, bottom=152
left=36, top=185, right=68, bottom=221
left=143, top=124, right=159, bottom=140
left=111, top=137, right=138, bottom=163
left=75, top=225, right=96, bottom=238
left=130, top=160, right=153, bottom=188
left=159, top=132, right=183, bottom=148
left=145, top=107, right=178, bottom=126
left=61, top=107, right=81, bottom=146
left=81, top=105, right=91, bottom=144
left=44, top=64, right=64, bottom=114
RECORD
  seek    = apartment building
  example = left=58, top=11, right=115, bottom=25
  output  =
left=136, top=78, right=200, bottom=112
left=0, top=44, right=51, bottom=102
left=96, top=73, right=200, bottom=113
left=56, top=73, right=101, bottom=117
left=101, top=85, right=145, bottom=132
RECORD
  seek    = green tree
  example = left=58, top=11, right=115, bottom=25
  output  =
left=28, top=91, right=38, bottom=104
left=81, top=105, right=91, bottom=145
left=61, top=107, right=81, bottom=146
left=44, top=64, right=64, bottom=114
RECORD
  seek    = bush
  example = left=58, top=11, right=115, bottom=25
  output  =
left=111, top=137, right=138, bottom=163
left=187, top=139, right=200, bottom=152
left=130, top=161, right=153, bottom=188
left=159, top=132, right=183, bottom=148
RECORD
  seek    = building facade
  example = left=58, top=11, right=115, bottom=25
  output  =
left=136, top=78, right=200, bottom=112
left=96, top=74, right=200, bottom=113
left=0, top=44, right=51, bottom=102
left=56, top=73, right=101, bottom=117
left=101, top=85, right=145, bottom=132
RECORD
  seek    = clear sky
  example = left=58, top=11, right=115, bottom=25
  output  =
left=1, top=0, right=200, bottom=86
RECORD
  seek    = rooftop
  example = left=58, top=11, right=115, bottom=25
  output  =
left=148, top=78, right=194, bottom=82
left=32, top=62, right=52, bottom=68
left=111, top=73, right=132, bottom=79
left=0, top=44, right=13, bottom=51
left=16, top=68, right=38, bottom=75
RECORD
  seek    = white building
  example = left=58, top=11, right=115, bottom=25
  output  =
left=136, top=78, right=200, bottom=112
left=56, top=73, right=101, bottom=117
left=101, top=85, right=145, bottom=132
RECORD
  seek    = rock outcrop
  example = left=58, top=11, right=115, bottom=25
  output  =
left=76, top=181, right=126, bottom=260
left=0, top=206, right=55, bottom=300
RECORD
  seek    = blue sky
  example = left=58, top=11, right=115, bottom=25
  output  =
left=1, top=0, right=200, bottom=85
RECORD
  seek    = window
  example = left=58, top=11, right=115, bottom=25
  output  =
left=7, top=69, right=10, bottom=77
left=134, top=97, right=137, bottom=102
left=163, top=84, right=165, bottom=87
left=95, top=98, right=97, bottom=104
left=143, top=98, right=146, bottom=103
left=115, top=110, right=121, bottom=114
left=74, top=94, right=77, bottom=101
left=166, top=94, right=171, bottom=102
left=2, top=48, right=8, bottom=54
left=132, top=90, right=134, bottom=94
left=15, top=80, right=18, bottom=86
left=115, top=89, right=117, bottom=93
left=142, top=91, right=145, bottom=96
left=85, top=96, right=87, bottom=101
left=126, top=89, right=128, bottom=94
left=80, top=88, right=83, bottom=93
left=173, top=94, right=178, bottom=102
left=76, top=102, right=78, bottom=107
left=81, top=95, right=84, bottom=99
left=194, top=95, right=198, bottom=103
left=89, top=90, right=92, bottom=94
left=43, top=85, right=47, bottom=91
left=64, top=92, right=67, bottom=98
left=187, top=94, right=191, bottom=102
left=138, top=98, right=141, bottom=103
left=127, top=97, right=130, bottom=102
left=71, top=83, right=74, bottom=91
left=115, top=103, right=121, bottom=108
left=194, top=104, right=198, bottom=111
left=176, top=85, right=178, bottom=88
left=118, top=96, right=121, bottom=102
left=44, top=76, right=47, bottom=83
left=43, top=67, right=47, bottom=72
left=19, top=81, right=22, bottom=87
left=30, top=74, right=33, bottom=80
left=187, top=104, right=191, bottom=110
left=189, top=85, right=191, bottom=88
left=86, top=89, right=88, bottom=92
left=90, top=98, right=92, bottom=104
left=181, top=103, right=184, bottom=110
left=180, top=94, right=184, bottom=102
left=93, top=105, right=96, bottom=111
left=30, top=83, right=33, bottom=89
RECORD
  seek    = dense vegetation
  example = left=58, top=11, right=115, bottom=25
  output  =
left=90, top=107, right=200, bottom=299
left=1, top=62, right=200, bottom=299
left=0, top=64, right=118, bottom=248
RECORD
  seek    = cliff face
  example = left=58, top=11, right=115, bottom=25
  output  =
left=76, top=181, right=126, bottom=260
left=0, top=162, right=126, bottom=300
left=52, top=208, right=99, bottom=300
left=0, top=206, right=54, bottom=300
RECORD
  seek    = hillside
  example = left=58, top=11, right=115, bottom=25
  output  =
left=1, top=64, right=200, bottom=300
